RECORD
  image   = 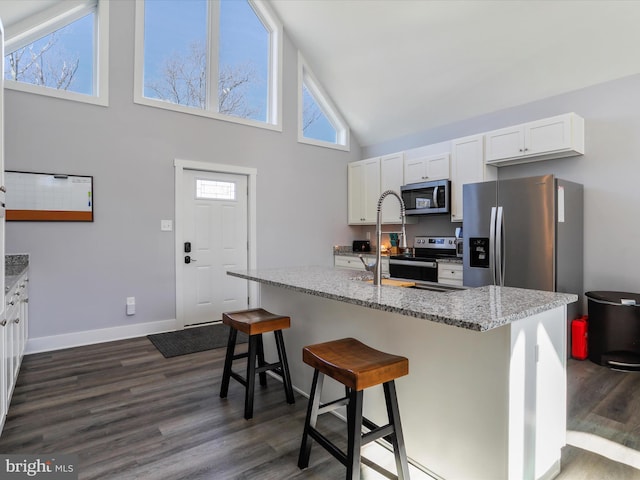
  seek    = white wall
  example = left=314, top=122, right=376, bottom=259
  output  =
left=363, top=73, right=640, bottom=296
left=4, top=1, right=361, bottom=343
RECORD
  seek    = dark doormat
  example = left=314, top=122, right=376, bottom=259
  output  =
left=147, top=323, right=247, bottom=358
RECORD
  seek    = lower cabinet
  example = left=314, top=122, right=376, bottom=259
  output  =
left=0, top=271, right=29, bottom=435
left=438, top=262, right=463, bottom=287
left=334, top=255, right=389, bottom=275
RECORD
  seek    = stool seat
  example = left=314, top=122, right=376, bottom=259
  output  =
left=220, top=308, right=294, bottom=419
left=303, top=337, right=408, bottom=391
left=299, top=337, right=410, bottom=479
left=223, top=308, right=290, bottom=335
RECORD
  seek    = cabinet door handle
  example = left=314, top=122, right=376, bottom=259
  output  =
left=0, top=320, right=6, bottom=327
left=14, top=318, right=20, bottom=324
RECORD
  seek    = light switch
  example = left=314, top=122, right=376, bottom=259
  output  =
left=161, top=220, right=173, bottom=231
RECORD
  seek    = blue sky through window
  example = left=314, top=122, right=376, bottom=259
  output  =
left=303, top=84, right=338, bottom=144
left=4, top=13, right=94, bottom=95
left=219, top=0, right=268, bottom=121
left=143, top=0, right=269, bottom=121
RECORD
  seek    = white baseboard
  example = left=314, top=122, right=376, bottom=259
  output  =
left=25, top=319, right=178, bottom=355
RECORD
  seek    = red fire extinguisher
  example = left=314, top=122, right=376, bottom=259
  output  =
left=571, top=315, right=588, bottom=360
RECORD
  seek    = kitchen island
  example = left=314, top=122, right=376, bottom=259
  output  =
left=228, top=266, right=577, bottom=480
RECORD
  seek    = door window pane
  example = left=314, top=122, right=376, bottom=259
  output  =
left=196, top=179, right=236, bottom=200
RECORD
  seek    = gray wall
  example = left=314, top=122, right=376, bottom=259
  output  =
left=5, top=1, right=361, bottom=340
left=364, top=73, right=640, bottom=296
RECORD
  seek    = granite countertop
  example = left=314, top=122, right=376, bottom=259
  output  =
left=5, top=254, right=29, bottom=293
left=334, top=249, right=388, bottom=257
left=228, top=266, right=577, bottom=332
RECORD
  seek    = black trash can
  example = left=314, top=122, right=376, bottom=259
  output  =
left=586, top=291, right=640, bottom=370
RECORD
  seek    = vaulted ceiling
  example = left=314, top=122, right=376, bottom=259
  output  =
left=1, top=1, right=639, bottom=148
left=270, top=0, right=640, bottom=146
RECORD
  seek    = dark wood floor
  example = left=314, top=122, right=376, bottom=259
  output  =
left=0, top=337, right=638, bottom=479
left=0, top=337, right=430, bottom=479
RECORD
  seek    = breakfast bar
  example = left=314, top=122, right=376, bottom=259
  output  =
left=228, top=266, right=577, bottom=480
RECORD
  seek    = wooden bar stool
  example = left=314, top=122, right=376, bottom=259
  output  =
left=298, top=337, right=410, bottom=479
left=219, top=308, right=295, bottom=420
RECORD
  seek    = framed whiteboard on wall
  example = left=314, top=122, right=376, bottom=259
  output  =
left=5, top=171, right=93, bottom=222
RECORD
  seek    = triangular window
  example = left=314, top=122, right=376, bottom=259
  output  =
left=298, top=54, right=349, bottom=150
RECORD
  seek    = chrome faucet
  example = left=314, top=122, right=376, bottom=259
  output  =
left=369, top=190, right=407, bottom=286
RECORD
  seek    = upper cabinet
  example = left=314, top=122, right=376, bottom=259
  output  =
left=484, top=113, right=585, bottom=166
left=450, top=134, right=496, bottom=223
left=403, top=153, right=450, bottom=184
left=348, top=153, right=413, bottom=225
left=380, top=153, right=405, bottom=223
left=348, top=158, right=381, bottom=224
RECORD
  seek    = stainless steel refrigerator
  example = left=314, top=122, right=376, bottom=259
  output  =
left=462, top=174, right=583, bottom=319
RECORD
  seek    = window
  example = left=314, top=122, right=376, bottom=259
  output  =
left=135, top=0, right=282, bottom=130
left=298, top=53, right=349, bottom=150
left=3, top=0, right=109, bottom=106
left=196, top=179, right=236, bottom=200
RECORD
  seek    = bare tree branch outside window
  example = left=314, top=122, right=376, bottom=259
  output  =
left=146, top=40, right=259, bottom=119
left=6, top=33, right=80, bottom=91
left=302, top=85, right=323, bottom=133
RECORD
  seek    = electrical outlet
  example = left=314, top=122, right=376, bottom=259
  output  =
left=126, top=297, right=135, bottom=316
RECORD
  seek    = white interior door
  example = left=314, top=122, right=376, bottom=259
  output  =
left=180, top=169, right=248, bottom=326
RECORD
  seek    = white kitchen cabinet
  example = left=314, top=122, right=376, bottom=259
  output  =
left=438, top=262, right=463, bottom=286
left=380, top=153, right=404, bottom=223
left=450, top=134, right=497, bottom=222
left=348, top=158, right=381, bottom=224
left=485, top=113, right=585, bottom=166
left=334, top=254, right=389, bottom=274
left=403, top=153, right=450, bottom=184
left=0, top=22, right=5, bottom=315
left=1, top=271, right=28, bottom=435
left=349, top=154, right=411, bottom=225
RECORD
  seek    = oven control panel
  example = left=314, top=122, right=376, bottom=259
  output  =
left=414, top=236, right=457, bottom=249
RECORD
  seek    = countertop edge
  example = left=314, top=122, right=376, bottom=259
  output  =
left=228, top=267, right=577, bottom=332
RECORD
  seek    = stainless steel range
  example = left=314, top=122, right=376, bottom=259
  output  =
left=389, top=236, right=458, bottom=284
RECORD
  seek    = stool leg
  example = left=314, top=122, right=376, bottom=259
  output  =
left=298, top=370, right=324, bottom=469
left=384, top=380, right=410, bottom=480
left=346, top=388, right=363, bottom=480
left=244, top=334, right=259, bottom=420
left=219, top=327, right=238, bottom=398
left=256, top=334, right=267, bottom=387
left=274, top=330, right=295, bottom=404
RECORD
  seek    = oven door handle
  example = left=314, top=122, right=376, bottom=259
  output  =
left=389, top=259, right=437, bottom=268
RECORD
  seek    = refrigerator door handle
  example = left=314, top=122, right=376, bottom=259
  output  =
left=489, top=206, right=497, bottom=285
left=496, top=206, right=505, bottom=286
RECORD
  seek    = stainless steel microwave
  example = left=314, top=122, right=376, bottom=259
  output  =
left=401, top=179, right=451, bottom=215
